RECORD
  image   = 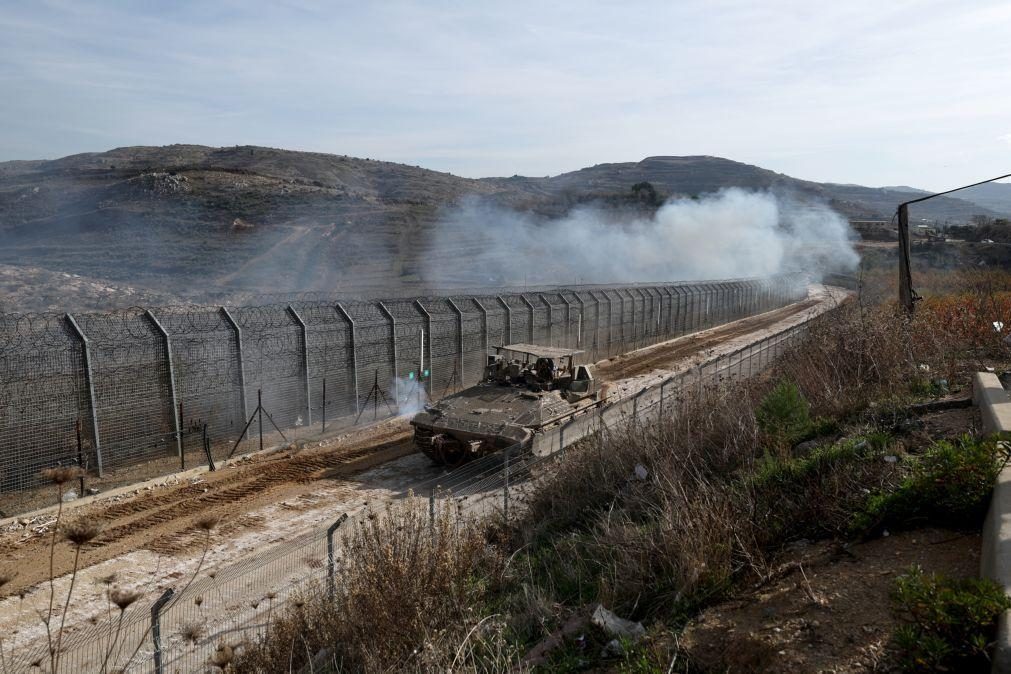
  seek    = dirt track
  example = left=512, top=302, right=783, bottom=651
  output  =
left=596, top=298, right=822, bottom=382
left=0, top=421, right=412, bottom=597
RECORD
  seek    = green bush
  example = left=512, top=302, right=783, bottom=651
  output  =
left=756, top=380, right=811, bottom=450
left=855, top=435, right=1008, bottom=533
left=891, top=566, right=1011, bottom=672
left=749, top=437, right=896, bottom=545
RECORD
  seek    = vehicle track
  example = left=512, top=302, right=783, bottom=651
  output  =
left=0, top=425, right=412, bottom=597
left=596, top=298, right=822, bottom=382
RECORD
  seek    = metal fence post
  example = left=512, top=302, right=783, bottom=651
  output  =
left=538, top=294, right=553, bottom=345
left=378, top=302, right=399, bottom=404
left=429, top=487, right=436, bottom=533
left=335, top=303, right=360, bottom=418
left=497, top=296, right=512, bottom=345
left=521, top=295, right=536, bottom=342
left=151, top=588, right=174, bottom=674
left=614, top=291, right=622, bottom=353
left=559, top=294, right=573, bottom=348
left=327, top=513, right=349, bottom=600
left=447, top=298, right=465, bottom=387
left=503, top=447, right=510, bottom=523
left=287, top=305, right=312, bottom=426
left=65, top=314, right=103, bottom=476
left=473, top=298, right=489, bottom=360
left=145, top=310, right=183, bottom=462
left=220, top=307, right=249, bottom=426
left=602, top=291, right=614, bottom=356
left=632, top=288, right=642, bottom=348
left=414, top=300, right=433, bottom=396
left=570, top=294, right=583, bottom=350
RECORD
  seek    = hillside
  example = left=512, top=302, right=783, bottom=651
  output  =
left=493, top=156, right=1002, bottom=221
left=0, top=146, right=1001, bottom=310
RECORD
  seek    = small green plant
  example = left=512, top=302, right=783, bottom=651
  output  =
left=909, top=377, right=949, bottom=399
left=854, top=435, right=1008, bottom=533
left=891, top=566, right=1011, bottom=672
left=756, top=380, right=811, bottom=451
left=748, top=436, right=896, bottom=545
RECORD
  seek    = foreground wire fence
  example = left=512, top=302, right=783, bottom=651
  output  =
left=0, top=274, right=807, bottom=516
left=3, top=302, right=823, bottom=673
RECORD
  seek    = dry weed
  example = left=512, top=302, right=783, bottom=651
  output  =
left=233, top=502, right=503, bottom=673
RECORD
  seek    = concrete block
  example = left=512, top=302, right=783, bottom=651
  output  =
left=976, top=372, right=1011, bottom=672
left=974, top=372, right=1011, bottom=437
left=983, top=463, right=1011, bottom=673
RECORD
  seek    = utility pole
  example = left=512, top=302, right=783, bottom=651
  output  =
left=897, top=202, right=914, bottom=313
left=895, top=172, right=1011, bottom=313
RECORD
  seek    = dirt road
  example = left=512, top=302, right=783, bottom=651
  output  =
left=596, top=297, right=823, bottom=382
left=0, top=420, right=412, bottom=597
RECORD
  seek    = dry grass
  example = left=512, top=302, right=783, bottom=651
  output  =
left=233, top=501, right=508, bottom=673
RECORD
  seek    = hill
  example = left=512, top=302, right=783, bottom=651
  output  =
left=0, top=146, right=1001, bottom=310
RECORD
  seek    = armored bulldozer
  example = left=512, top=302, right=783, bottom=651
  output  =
left=411, top=344, right=602, bottom=466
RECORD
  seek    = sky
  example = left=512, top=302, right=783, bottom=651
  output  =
left=2, top=0, right=1011, bottom=191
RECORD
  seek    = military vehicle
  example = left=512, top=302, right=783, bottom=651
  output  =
left=411, top=344, right=603, bottom=466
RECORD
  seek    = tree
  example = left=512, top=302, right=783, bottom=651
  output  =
left=630, top=181, right=660, bottom=207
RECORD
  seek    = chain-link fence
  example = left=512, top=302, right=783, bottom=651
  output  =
left=0, top=274, right=807, bottom=517
left=2, top=292, right=825, bottom=673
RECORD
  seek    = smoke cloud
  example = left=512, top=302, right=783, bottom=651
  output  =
left=424, top=188, right=859, bottom=287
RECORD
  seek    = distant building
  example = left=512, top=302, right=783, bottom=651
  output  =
left=849, top=220, right=897, bottom=241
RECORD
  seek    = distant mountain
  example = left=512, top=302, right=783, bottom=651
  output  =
left=880, top=185, right=931, bottom=195
left=0, top=146, right=1003, bottom=309
left=952, top=182, right=1011, bottom=218
left=487, top=157, right=1002, bottom=221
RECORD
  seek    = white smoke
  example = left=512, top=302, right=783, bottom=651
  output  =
left=424, top=188, right=859, bottom=286
left=392, top=375, right=428, bottom=416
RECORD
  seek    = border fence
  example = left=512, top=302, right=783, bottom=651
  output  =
left=0, top=274, right=807, bottom=516
left=3, top=290, right=825, bottom=673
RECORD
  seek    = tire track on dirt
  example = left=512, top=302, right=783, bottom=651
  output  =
left=596, top=299, right=821, bottom=382
left=0, top=427, right=412, bottom=597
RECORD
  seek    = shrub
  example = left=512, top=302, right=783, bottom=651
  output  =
left=756, top=380, right=811, bottom=452
left=891, top=566, right=1011, bottom=672
left=855, top=435, right=1008, bottom=534
left=748, top=436, right=901, bottom=546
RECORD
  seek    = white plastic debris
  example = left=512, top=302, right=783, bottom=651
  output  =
left=884, top=455, right=898, bottom=463
left=591, top=605, right=645, bottom=641
left=634, top=464, right=649, bottom=481
left=995, top=321, right=1005, bottom=333
left=61, top=489, right=78, bottom=502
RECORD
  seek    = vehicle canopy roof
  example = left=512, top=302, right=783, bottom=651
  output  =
left=495, top=343, right=585, bottom=360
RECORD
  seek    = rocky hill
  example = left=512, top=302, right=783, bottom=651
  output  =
left=0, top=145, right=1001, bottom=310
